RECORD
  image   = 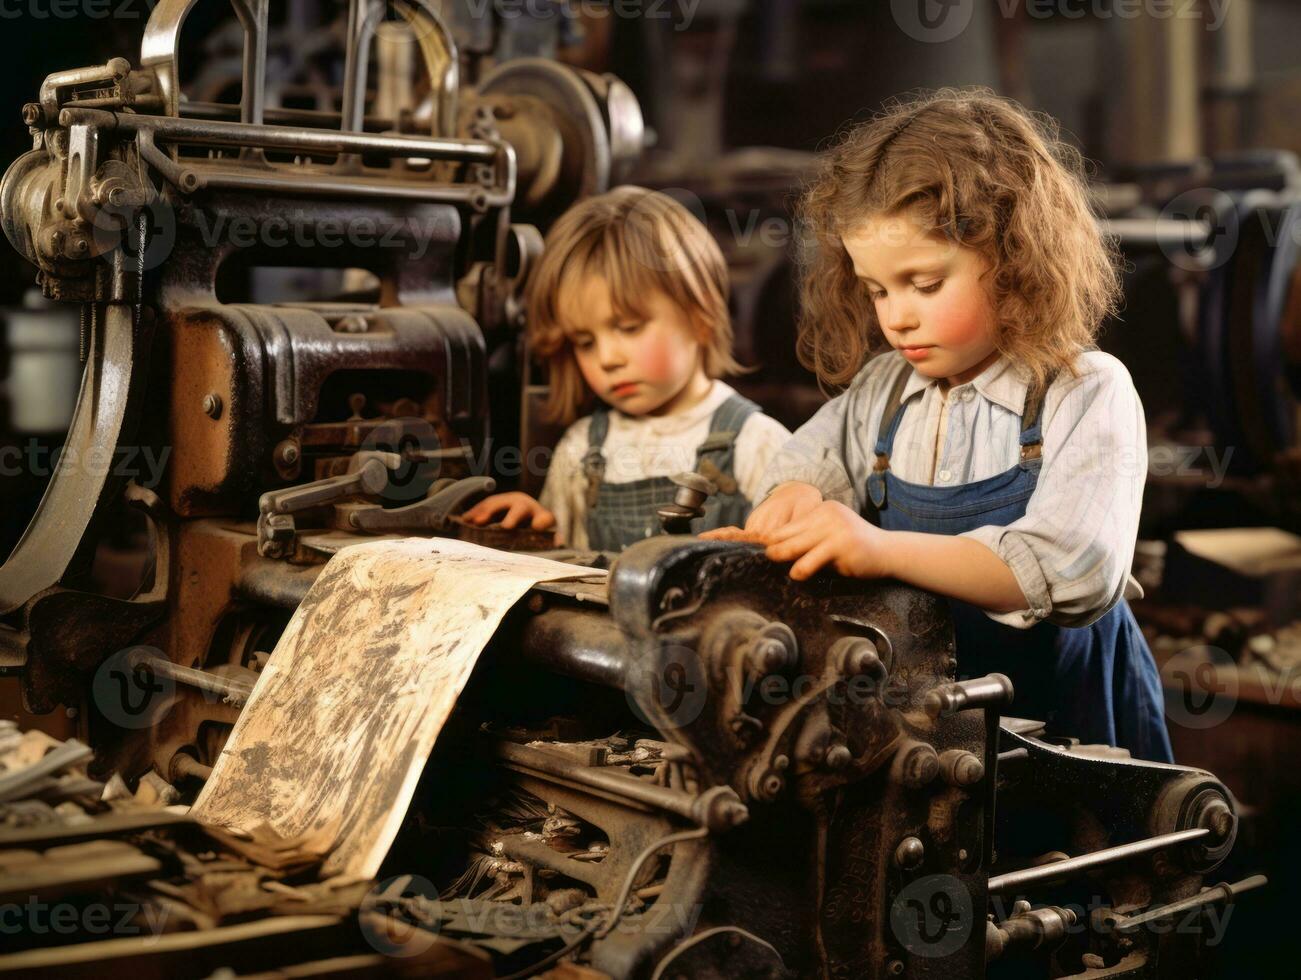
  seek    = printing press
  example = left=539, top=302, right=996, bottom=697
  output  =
left=0, top=2, right=1267, bottom=978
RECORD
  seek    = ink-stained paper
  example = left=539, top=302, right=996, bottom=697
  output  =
left=190, top=537, right=604, bottom=878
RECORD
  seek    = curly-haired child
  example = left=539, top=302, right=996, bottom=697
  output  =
left=706, top=89, right=1172, bottom=762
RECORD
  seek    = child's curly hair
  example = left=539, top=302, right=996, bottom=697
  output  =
left=797, top=87, right=1123, bottom=391
left=527, top=186, right=744, bottom=425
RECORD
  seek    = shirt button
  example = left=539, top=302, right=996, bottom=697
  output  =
left=938, top=469, right=952, bottom=482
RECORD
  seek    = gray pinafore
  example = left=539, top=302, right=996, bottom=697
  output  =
left=582, top=394, right=760, bottom=551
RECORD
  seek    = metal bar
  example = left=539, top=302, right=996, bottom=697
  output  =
left=185, top=168, right=512, bottom=207
left=499, top=835, right=604, bottom=889
left=179, top=100, right=397, bottom=131
left=497, top=742, right=707, bottom=825
left=518, top=607, right=629, bottom=690
left=987, top=828, right=1211, bottom=895
left=1113, top=874, right=1267, bottom=933
left=57, top=107, right=498, bottom=162
left=1101, top=218, right=1214, bottom=251
left=127, top=651, right=254, bottom=705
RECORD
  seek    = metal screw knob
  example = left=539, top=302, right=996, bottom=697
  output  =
left=894, top=836, right=925, bottom=870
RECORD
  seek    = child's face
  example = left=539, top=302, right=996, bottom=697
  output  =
left=842, top=211, right=1000, bottom=386
left=558, top=273, right=706, bottom=416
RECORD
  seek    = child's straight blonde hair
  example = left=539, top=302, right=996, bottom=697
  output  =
left=527, top=186, right=743, bottom=424
left=797, top=87, right=1124, bottom=391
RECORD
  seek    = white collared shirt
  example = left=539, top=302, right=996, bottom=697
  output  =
left=758, top=350, right=1147, bottom=629
left=540, top=380, right=792, bottom=550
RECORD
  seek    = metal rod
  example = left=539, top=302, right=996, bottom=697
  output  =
left=127, top=651, right=254, bottom=705
left=180, top=167, right=512, bottom=207
left=987, top=828, right=1211, bottom=895
left=1113, top=874, right=1267, bottom=933
left=498, top=741, right=702, bottom=822
left=518, top=607, right=630, bottom=690
left=58, top=107, right=498, bottom=162
left=179, top=100, right=397, bottom=131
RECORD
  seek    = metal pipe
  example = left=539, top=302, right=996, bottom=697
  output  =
left=179, top=100, right=398, bottom=131
left=1112, top=874, right=1267, bottom=933
left=1101, top=218, right=1213, bottom=252
left=518, top=606, right=631, bottom=690
left=496, top=742, right=747, bottom=830
left=176, top=167, right=512, bottom=207
left=987, top=828, right=1210, bottom=895
left=127, top=651, right=254, bottom=705
left=57, top=108, right=498, bottom=162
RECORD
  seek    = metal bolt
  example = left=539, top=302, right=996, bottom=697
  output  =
left=886, top=960, right=905, bottom=976
left=202, top=393, right=223, bottom=419
left=940, top=749, right=985, bottom=787
left=832, top=636, right=887, bottom=681
left=772, top=754, right=789, bottom=771
left=893, top=742, right=940, bottom=788
left=824, top=743, right=852, bottom=770
left=894, top=836, right=925, bottom=870
left=274, top=440, right=301, bottom=469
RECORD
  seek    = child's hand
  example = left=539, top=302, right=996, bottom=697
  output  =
left=745, top=482, right=825, bottom=540
left=763, top=500, right=892, bottom=581
left=461, top=492, right=557, bottom=532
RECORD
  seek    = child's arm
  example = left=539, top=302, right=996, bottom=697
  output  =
left=759, top=354, right=1146, bottom=627
left=761, top=500, right=1028, bottom=612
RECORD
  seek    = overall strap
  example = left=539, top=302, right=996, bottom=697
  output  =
left=694, top=394, right=761, bottom=495
left=1018, top=370, right=1058, bottom=462
left=583, top=408, right=611, bottom=507
left=872, top=366, right=914, bottom=474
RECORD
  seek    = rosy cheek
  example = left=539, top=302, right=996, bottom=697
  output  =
left=633, top=336, right=675, bottom=383
left=932, top=295, right=993, bottom=347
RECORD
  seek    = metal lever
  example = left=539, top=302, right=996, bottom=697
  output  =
left=257, top=454, right=392, bottom=557
left=924, top=673, right=1015, bottom=871
left=348, top=476, right=496, bottom=533
left=658, top=471, right=718, bottom=534
left=1104, top=874, right=1267, bottom=935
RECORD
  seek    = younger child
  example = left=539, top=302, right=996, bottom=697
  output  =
left=463, top=186, right=790, bottom=550
left=707, top=89, right=1172, bottom=762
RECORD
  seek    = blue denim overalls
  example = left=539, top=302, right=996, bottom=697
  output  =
left=583, top=394, right=760, bottom=551
left=866, top=370, right=1173, bottom=762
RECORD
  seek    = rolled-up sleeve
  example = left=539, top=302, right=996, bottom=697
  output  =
left=960, top=354, right=1147, bottom=629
